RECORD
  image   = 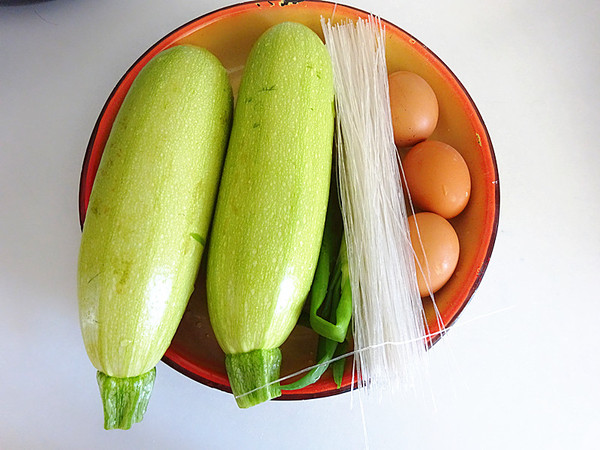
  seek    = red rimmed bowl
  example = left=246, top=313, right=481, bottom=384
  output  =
left=79, top=0, right=499, bottom=400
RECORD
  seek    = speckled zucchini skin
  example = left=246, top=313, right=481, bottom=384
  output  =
left=78, top=45, right=233, bottom=378
left=207, top=22, right=335, bottom=356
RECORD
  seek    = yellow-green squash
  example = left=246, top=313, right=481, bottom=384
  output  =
left=78, top=45, right=232, bottom=429
left=206, top=22, right=335, bottom=408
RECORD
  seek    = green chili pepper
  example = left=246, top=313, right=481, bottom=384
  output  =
left=313, top=185, right=343, bottom=302
left=332, top=338, right=348, bottom=389
left=310, top=236, right=351, bottom=343
left=331, top=248, right=351, bottom=388
left=281, top=336, right=338, bottom=391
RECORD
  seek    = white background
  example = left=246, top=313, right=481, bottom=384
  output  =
left=1, top=0, right=599, bottom=448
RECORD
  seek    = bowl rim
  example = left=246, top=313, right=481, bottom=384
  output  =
left=78, top=0, right=500, bottom=401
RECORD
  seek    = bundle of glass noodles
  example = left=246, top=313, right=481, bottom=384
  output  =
left=322, top=16, right=429, bottom=396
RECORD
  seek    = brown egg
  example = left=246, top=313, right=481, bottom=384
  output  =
left=408, top=212, right=460, bottom=297
left=389, top=71, right=439, bottom=147
left=403, top=140, right=471, bottom=219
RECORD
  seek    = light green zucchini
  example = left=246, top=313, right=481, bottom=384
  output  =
left=206, top=22, right=335, bottom=408
left=78, top=45, right=232, bottom=429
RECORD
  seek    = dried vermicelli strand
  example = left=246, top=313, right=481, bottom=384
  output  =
left=322, top=16, right=428, bottom=396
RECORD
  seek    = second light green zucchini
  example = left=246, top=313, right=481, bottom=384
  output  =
left=206, top=22, right=335, bottom=408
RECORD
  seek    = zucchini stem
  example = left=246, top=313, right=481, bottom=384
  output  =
left=96, top=368, right=156, bottom=430
left=225, top=348, right=282, bottom=408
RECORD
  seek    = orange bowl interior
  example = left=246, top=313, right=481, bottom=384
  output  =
left=79, top=0, right=499, bottom=400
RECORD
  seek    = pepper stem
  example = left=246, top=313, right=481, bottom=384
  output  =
left=225, top=348, right=282, bottom=408
left=96, top=367, right=156, bottom=430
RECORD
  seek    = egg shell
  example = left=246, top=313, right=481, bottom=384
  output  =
left=408, top=212, right=460, bottom=297
left=403, top=140, right=471, bottom=219
left=389, top=71, right=439, bottom=147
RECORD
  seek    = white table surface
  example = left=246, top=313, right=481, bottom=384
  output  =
left=1, top=0, right=599, bottom=448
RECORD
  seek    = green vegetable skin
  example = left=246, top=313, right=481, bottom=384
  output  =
left=207, top=22, right=335, bottom=407
left=78, top=45, right=233, bottom=428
